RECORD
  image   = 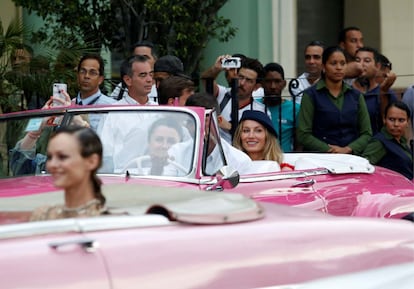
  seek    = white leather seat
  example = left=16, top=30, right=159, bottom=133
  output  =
left=244, top=160, right=281, bottom=174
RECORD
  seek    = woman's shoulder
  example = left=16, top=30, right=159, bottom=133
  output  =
left=30, top=205, right=64, bottom=222
left=343, top=82, right=363, bottom=98
left=29, top=200, right=105, bottom=222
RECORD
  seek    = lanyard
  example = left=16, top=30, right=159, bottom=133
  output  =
left=77, top=94, right=101, bottom=105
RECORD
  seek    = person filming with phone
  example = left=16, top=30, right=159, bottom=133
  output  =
left=9, top=93, right=89, bottom=176
left=73, top=54, right=115, bottom=106
left=201, top=55, right=269, bottom=143
left=57, top=54, right=116, bottom=130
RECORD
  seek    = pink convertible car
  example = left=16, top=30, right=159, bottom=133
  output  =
left=1, top=106, right=414, bottom=288
left=1, top=184, right=414, bottom=288
left=1, top=105, right=413, bottom=220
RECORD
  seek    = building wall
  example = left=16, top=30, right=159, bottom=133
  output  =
left=0, top=1, right=20, bottom=29
left=201, top=0, right=274, bottom=85
left=344, top=0, right=381, bottom=49
left=379, top=0, right=414, bottom=89
left=296, top=0, right=343, bottom=76
left=344, top=0, right=413, bottom=89
left=6, top=0, right=413, bottom=91
left=203, top=0, right=413, bottom=91
left=272, top=0, right=296, bottom=81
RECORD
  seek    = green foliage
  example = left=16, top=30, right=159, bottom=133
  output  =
left=0, top=18, right=31, bottom=112
left=0, top=16, right=97, bottom=112
left=142, top=0, right=237, bottom=73
left=0, top=18, right=29, bottom=76
left=12, top=0, right=237, bottom=75
left=12, top=0, right=115, bottom=51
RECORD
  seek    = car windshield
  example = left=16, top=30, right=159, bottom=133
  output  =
left=1, top=108, right=197, bottom=178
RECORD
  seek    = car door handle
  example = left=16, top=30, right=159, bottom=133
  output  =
left=291, top=179, right=315, bottom=187
left=49, top=238, right=98, bottom=253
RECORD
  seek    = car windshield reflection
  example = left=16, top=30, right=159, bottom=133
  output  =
left=97, top=110, right=196, bottom=176
left=2, top=109, right=197, bottom=178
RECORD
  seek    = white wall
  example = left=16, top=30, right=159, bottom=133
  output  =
left=380, top=0, right=414, bottom=89
left=0, top=1, right=20, bottom=28
left=272, top=0, right=296, bottom=78
left=272, top=0, right=296, bottom=95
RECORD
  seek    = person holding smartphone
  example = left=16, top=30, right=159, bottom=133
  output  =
left=74, top=54, right=115, bottom=106
left=9, top=93, right=70, bottom=176
left=9, top=93, right=89, bottom=176
left=65, top=54, right=116, bottom=130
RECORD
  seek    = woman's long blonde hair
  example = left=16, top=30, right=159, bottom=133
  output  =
left=233, top=121, right=283, bottom=163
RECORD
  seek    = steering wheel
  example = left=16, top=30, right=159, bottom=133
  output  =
left=122, top=155, right=188, bottom=175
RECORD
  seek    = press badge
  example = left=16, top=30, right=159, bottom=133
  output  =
left=25, top=118, right=43, bottom=132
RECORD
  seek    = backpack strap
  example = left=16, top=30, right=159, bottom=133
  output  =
left=219, top=91, right=232, bottom=112
left=117, top=83, right=126, bottom=100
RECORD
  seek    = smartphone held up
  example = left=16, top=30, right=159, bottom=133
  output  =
left=52, top=83, right=67, bottom=106
left=221, top=57, right=241, bottom=69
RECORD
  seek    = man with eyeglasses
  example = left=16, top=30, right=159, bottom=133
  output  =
left=67, top=54, right=116, bottom=130
left=74, top=54, right=116, bottom=106
left=202, top=55, right=268, bottom=143
left=225, top=57, right=269, bottom=143
left=375, top=53, right=395, bottom=87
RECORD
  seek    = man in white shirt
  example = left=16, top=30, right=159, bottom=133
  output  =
left=111, top=40, right=158, bottom=101
left=183, top=92, right=253, bottom=175
left=117, top=55, right=157, bottom=105
left=71, top=53, right=116, bottom=130
left=201, top=55, right=269, bottom=143
left=98, top=55, right=157, bottom=172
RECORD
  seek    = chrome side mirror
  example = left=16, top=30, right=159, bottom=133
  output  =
left=206, top=166, right=240, bottom=191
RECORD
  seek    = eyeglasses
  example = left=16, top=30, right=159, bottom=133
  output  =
left=238, top=74, right=256, bottom=84
left=78, top=68, right=100, bottom=77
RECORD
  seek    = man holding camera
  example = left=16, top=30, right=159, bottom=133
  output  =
left=201, top=55, right=268, bottom=143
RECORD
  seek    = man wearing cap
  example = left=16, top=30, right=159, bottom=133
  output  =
left=153, top=55, right=191, bottom=88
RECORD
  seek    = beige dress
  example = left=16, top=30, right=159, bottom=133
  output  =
left=30, top=199, right=106, bottom=221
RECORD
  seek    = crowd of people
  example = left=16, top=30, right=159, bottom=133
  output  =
left=5, top=26, right=414, bottom=221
